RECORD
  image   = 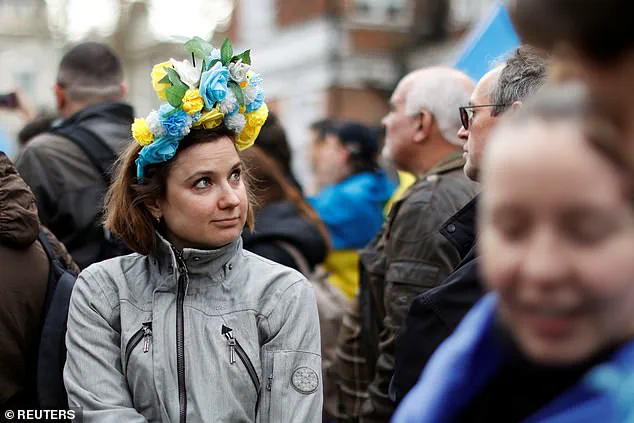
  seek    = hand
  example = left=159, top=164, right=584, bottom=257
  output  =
left=0, top=89, right=36, bottom=121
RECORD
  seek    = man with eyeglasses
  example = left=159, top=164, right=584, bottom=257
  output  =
left=390, top=45, right=549, bottom=407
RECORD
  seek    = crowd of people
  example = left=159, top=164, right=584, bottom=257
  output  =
left=2, top=0, right=634, bottom=421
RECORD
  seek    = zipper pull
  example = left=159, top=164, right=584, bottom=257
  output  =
left=221, top=325, right=236, bottom=364
left=142, top=324, right=152, bottom=353
left=267, top=376, right=273, bottom=391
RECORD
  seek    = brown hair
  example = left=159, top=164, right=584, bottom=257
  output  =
left=104, top=127, right=255, bottom=255
left=240, top=146, right=331, bottom=252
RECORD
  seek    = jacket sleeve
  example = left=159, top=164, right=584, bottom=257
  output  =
left=259, top=278, right=323, bottom=423
left=360, top=197, right=463, bottom=422
left=64, top=271, right=148, bottom=422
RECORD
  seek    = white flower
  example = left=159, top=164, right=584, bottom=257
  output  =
left=244, top=84, right=259, bottom=104
left=228, top=59, right=251, bottom=83
left=146, top=110, right=165, bottom=137
left=224, top=112, right=246, bottom=133
left=219, top=90, right=238, bottom=115
left=170, top=58, right=201, bottom=88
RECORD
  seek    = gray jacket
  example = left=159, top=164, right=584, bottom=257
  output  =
left=63, top=235, right=323, bottom=422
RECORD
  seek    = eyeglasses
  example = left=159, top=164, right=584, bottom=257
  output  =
left=459, top=104, right=506, bottom=130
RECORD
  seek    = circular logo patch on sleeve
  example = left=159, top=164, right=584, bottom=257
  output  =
left=291, top=367, right=319, bottom=394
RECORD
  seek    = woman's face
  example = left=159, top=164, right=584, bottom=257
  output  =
left=153, top=136, right=248, bottom=250
left=479, top=120, right=634, bottom=365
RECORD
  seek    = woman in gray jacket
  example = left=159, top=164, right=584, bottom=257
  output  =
left=63, top=39, right=322, bottom=422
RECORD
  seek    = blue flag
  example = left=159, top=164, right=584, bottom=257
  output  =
left=453, top=3, right=520, bottom=81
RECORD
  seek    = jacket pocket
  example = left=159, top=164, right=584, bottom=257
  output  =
left=221, top=325, right=261, bottom=400
left=124, top=322, right=152, bottom=385
left=264, top=350, right=322, bottom=423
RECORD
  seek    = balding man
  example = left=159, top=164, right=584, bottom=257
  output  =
left=391, top=46, right=549, bottom=408
left=329, top=67, right=478, bottom=423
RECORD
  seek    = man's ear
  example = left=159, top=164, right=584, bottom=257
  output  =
left=144, top=197, right=162, bottom=221
left=53, top=83, right=65, bottom=113
left=413, top=111, right=433, bottom=144
left=510, top=100, right=523, bottom=112
left=119, top=81, right=129, bottom=98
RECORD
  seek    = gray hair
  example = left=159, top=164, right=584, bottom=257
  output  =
left=404, top=70, right=472, bottom=146
left=490, top=45, right=549, bottom=116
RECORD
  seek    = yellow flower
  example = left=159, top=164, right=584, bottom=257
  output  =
left=193, top=107, right=224, bottom=129
left=151, top=61, right=173, bottom=101
left=237, top=103, right=269, bottom=151
left=182, top=89, right=204, bottom=114
left=131, top=118, right=154, bottom=146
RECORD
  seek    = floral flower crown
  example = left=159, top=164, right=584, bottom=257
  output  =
left=131, top=37, right=268, bottom=182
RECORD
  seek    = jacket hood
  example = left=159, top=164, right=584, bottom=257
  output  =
left=243, top=201, right=328, bottom=268
left=54, top=101, right=134, bottom=153
left=0, top=152, right=40, bottom=247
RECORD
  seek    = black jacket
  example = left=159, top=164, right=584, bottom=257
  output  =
left=242, top=201, right=328, bottom=273
left=16, top=102, right=134, bottom=269
left=390, top=197, right=484, bottom=404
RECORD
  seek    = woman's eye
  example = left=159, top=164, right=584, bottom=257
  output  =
left=230, top=169, right=241, bottom=182
left=194, top=178, right=211, bottom=189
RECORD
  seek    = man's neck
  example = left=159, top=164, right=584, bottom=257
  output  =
left=409, top=141, right=461, bottom=178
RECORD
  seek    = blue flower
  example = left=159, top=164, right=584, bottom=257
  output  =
left=245, top=88, right=264, bottom=113
left=159, top=104, right=190, bottom=137
left=135, top=135, right=181, bottom=182
left=199, top=62, right=229, bottom=109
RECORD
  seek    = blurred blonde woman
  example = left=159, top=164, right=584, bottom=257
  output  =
left=395, top=83, right=634, bottom=423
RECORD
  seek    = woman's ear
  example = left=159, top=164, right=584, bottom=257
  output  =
left=144, top=197, right=162, bottom=221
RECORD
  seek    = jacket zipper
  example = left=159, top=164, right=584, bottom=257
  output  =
left=124, top=322, right=153, bottom=382
left=222, top=325, right=262, bottom=418
left=174, top=249, right=189, bottom=423
left=221, top=325, right=261, bottom=393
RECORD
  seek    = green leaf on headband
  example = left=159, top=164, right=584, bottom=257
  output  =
left=221, top=37, right=233, bottom=66
left=206, top=59, right=221, bottom=70
left=165, top=67, right=187, bottom=91
left=228, top=81, right=245, bottom=106
left=184, top=36, right=213, bottom=59
left=166, top=84, right=187, bottom=108
left=158, top=74, right=171, bottom=84
left=231, top=49, right=251, bottom=65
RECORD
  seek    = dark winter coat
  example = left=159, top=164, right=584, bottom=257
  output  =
left=390, top=197, right=482, bottom=405
left=242, top=201, right=328, bottom=273
left=0, top=152, right=77, bottom=412
left=331, top=153, right=478, bottom=422
left=16, top=102, right=134, bottom=269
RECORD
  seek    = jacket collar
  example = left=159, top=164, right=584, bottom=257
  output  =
left=440, top=195, right=479, bottom=260
left=152, top=231, right=242, bottom=290
left=423, top=152, right=466, bottom=179
left=54, top=102, right=134, bottom=129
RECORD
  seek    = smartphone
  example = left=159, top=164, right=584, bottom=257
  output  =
left=0, top=92, right=17, bottom=109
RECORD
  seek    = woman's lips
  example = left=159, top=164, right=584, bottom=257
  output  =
left=212, top=217, right=240, bottom=228
left=519, top=305, right=585, bottom=338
